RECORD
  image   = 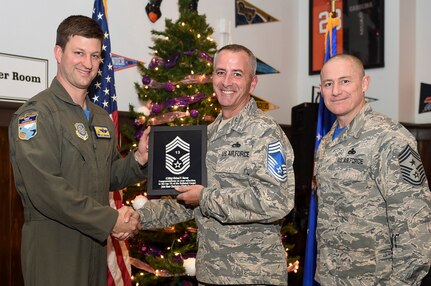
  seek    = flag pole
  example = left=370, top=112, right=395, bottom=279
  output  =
left=303, top=2, right=339, bottom=285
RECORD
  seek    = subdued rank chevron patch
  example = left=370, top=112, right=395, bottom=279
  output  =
left=165, top=136, right=190, bottom=175
left=267, top=141, right=287, bottom=182
left=399, top=144, right=426, bottom=186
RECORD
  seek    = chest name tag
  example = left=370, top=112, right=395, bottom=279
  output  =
left=94, top=126, right=111, bottom=139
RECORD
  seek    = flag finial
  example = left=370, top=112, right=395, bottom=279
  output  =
left=330, top=0, right=337, bottom=18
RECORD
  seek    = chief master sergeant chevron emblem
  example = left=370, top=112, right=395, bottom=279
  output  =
left=399, top=144, right=426, bottom=186
left=165, top=136, right=191, bottom=175
left=267, top=140, right=288, bottom=182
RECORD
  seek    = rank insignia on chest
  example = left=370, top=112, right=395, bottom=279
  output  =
left=93, top=126, right=111, bottom=139
left=75, top=123, right=88, bottom=141
left=18, top=112, right=38, bottom=140
left=267, top=141, right=287, bottom=182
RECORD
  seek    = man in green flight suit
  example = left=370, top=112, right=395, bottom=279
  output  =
left=8, top=15, right=150, bottom=286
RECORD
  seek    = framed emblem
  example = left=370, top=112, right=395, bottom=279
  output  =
left=147, top=125, right=207, bottom=197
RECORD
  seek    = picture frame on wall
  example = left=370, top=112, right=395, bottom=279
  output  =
left=309, top=0, right=384, bottom=75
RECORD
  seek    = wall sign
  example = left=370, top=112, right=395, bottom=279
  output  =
left=0, top=53, right=48, bottom=102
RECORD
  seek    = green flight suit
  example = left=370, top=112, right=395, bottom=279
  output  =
left=9, top=77, right=146, bottom=286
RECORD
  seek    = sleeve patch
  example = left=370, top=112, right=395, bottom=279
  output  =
left=267, top=141, right=287, bottom=182
left=399, top=144, right=426, bottom=186
left=18, top=112, right=38, bottom=140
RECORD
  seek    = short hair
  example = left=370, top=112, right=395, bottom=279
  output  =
left=56, top=15, right=104, bottom=50
left=213, top=44, right=257, bottom=76
left=321, top=54, right=365, bottom=78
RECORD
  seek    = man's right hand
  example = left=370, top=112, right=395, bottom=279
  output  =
left=111, top=206, right=141, bottom=240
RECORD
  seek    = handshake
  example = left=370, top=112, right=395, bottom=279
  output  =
left=111, top=206, right=141, bottom=240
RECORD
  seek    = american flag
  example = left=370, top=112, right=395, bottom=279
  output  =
left=89, top=0, right=119, bottom=139
left=89, top=1, right=132, bottom=285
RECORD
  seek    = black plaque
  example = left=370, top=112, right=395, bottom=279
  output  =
left=147, top=125, right=207, bottom=196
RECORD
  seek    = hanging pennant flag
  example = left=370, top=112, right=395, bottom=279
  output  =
left=112, top=53, right=145, bottom=71
left=251, top=94, right=279, bottom=112
left=235, top=0, right=278, bottom=27
left=256, top=58, right=279, bottom=75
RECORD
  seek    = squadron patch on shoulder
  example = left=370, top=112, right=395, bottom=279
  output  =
left=399, top=144, right=426, bottom=186
left=267, top=141, right=287, bottom=182
left=75, top=123, right=88, bottom=141
left=18, top=112, right=38, bottom=140
left=93, top=126, right=111, bottom=139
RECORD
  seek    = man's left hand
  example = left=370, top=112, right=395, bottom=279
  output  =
left=176, top=185, right=204, bottom=206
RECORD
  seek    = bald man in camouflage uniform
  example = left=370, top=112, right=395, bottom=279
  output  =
left=315, top=54, right=431, bottom=285
left=137, top=44, right=295, bottom=285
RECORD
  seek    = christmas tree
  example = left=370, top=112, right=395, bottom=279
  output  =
left=122, top=1, right=300, bottom=284
left=128, top=0, right=218, bottom=134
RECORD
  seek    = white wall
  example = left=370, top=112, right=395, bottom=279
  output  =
left=1, top=0, right=430, bottom=124
left=414, top=0, right=431, bottom=123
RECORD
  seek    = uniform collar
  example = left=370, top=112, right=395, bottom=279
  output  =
left=50, top=77, right=80, bottom=106
left=215, top=98, right=257, bottom=129
left=346, top=102, right=372, bottom=139
left=323, top=102, right=372, bottom=146
left=50, top=77, right=95, bottom=121
left=209, top=98, right=258, bottom=140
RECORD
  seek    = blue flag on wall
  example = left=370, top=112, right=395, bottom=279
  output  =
left=302, top=14, right=338, bottom=286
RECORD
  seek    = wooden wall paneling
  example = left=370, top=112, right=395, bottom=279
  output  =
left=403, top=123, right=431, bottom=187
left=0, top=102, right=24, bottom=286
left=0, top=126, right=24, bottom=286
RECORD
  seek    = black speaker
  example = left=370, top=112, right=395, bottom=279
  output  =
left=291, top=102, right=318, bottom=215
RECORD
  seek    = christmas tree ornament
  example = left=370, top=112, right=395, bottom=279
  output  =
left=142, top=75, right=152, bottom=85
left=164, top=53, right=181, bottom=69
left=134, top=129, right=144, bottom=140
left=151, top=103, right=162, bottom=114
left=132, top=195, right=148, bottom=209
left=189, top=0, right=199, bottom=12
left=182, top=258, right=196, bottom=276
left=148, top=57, right=163, bottom=69
left=145, top=0, right=163, bottom=23
left=190, top=109, right=199, bottom=118
left=164, top=82, right=175, bottom=92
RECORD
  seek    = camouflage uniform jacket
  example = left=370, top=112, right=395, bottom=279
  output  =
left=315, top=103, right=431, bottom=285
left=138, top=98, right=295, bottom=285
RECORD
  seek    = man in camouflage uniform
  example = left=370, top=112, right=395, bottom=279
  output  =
left=137, top=44, right=295, bottom=285
left=315, top=54, right=431, bottom=285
